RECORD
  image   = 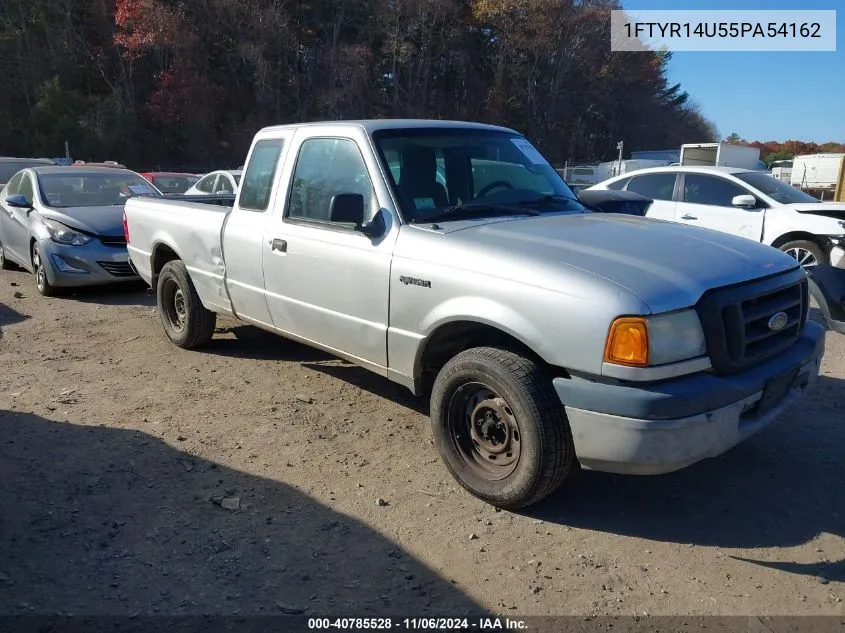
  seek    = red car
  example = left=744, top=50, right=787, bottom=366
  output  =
left=139, top=172, right=200, bottom=195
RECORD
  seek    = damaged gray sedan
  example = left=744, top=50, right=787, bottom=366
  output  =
left=0, top=166, right=161, bottom=296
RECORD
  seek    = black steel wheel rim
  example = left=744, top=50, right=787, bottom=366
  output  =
left=162, top=278, right=187, bottom=333
left=446, top=381, right=521, bottom=481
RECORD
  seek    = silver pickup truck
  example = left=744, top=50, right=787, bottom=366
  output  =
left=124, top=120, right=825, bottom=509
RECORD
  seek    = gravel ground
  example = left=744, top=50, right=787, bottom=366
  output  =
left=1, top=266, right=843, bottom=620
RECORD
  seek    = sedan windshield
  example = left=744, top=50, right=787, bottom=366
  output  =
left=734, top=171, right=820, bottom=204
left=38, top=172, right=162, bottom=207
left=373, top=128, right=584, bottom=222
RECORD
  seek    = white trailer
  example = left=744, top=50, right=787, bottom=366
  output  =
left=595, top=159, right=670, bottom=181
left=790, top=153, right=845, bottom=191
left=679, top=142, right=761, bottom=169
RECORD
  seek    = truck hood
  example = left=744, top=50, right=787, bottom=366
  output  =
left=38, top=205, right=126, bottom=237
left=788, top=202, right=845, bottom=221
left=436, top=212, right=800, bottom=313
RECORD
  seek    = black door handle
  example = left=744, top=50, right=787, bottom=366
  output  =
left=681, top=214, right=698, bottom=220
left=271, top=238, right=287, bottom=252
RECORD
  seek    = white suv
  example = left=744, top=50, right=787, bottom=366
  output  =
left=588, top=166, right=845, bottom=269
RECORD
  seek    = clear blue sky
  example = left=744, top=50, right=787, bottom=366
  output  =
left=622, top=0, right=844, bottom=143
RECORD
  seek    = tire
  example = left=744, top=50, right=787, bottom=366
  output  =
left=0, top=242, right=14, bottom=270
left=430, top=346, right=576, bottom=510
left=156, top=260, right=216, bottom=349
left=779, top=240, right=825, bottom=270
left=31, top=243, right=57, bottom=296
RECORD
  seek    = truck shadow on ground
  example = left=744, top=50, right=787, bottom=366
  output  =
left=63, top=282, right=155, bottom=307
left=0, top=301, right=30, bottom=340
left=203, top=325, right=335, bottom=363
left=0, top=411, right=485, bottom=618
left=526, top=373, right=845, bottom=581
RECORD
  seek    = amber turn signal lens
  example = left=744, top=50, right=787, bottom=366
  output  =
left=604, top=317, right=649, bottom=367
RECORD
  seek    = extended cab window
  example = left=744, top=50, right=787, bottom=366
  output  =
left=239, top=139, right=284, bottom=211
left=683, top=174, right=750, bottom=207
left=626, top=173, right=676, bottom=200
left=287, top=138, right=376, bottom=223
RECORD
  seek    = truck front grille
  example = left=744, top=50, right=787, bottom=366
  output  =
left=97, top=261, right=137, bottom=277
left=697, top=269, right=809, bottom=374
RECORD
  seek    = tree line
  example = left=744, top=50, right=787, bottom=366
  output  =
left=724, top=133, right=845, bottom=166
left=1, top=0, right=717, bottom=171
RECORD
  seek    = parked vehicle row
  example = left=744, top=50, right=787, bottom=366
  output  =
left=587, top=165, right=845, bottom=269
left=123, top=119, right=827, bottom=510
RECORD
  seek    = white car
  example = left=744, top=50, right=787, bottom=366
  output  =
left=588, top=166, right=845, bottom=269
left=183, top=169, right=242, bottom=196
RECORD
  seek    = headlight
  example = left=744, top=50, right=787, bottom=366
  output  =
left=43, top=219, right=92, bottom=246
left=604, top=309, right=707, bottom=367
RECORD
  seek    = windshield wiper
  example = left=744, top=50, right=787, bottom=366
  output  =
left=516, top=193, right=581, bottom=207
left=412, top=203, right=540, bottom=224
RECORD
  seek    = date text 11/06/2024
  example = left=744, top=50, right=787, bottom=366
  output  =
left=307, top=617, right=529, bottom=630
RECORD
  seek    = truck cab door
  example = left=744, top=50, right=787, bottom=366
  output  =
left=220, top=136, right=290, bottom=328
left=675, top=173, right=765, bottom=242
left=261, top=132, right=399, bottom=372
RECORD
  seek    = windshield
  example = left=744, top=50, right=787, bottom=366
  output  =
left=373, top=129, right=584, bottom=222
left=152, top=175, right=199, bottom=194
left=734, top=171, right=819, bottom=204
left=38, top=172, right=162, bottom=207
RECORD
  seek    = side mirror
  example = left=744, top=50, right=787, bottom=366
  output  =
left=5, top=194, right=31, bottom=209
left=329, top=193, right=385, bottom=238
left=329, top=193, right=365, bottom=225
left=732, top=194, right=757, bottom=209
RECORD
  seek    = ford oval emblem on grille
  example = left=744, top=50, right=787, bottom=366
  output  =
left=768, top=311, right=789, bottom=332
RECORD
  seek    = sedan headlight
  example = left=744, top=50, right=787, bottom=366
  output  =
left=604, top=309, right=707, bottom=367
left=43, top=219, right=92, bottom=246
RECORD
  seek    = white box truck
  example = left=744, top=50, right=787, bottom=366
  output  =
left=679, top=142, right=762, bottom=169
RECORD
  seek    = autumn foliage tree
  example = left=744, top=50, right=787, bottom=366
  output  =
left=1, top=0, right=808, bottom=171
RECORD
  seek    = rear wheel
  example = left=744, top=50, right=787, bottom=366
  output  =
left=156, top=260, right=216, bottom=349
left=780, top=240, right=825, bottom=270
left=31, top=244, right=57, bottom=296
left=430, top=346, right=576, bottom=510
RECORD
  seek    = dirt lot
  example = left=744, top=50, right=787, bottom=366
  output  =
left=1, top=267, right=844, bottom=619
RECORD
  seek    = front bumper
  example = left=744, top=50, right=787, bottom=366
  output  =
left=554, top=321, right=825, bottom=475
left=39, top=238, right=140, bottom=288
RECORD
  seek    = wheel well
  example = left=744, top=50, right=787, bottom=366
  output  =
left=416, top=321, right=561, bottom=396
left=151, top=244, right=180, bottom=279
left=770, top=232, right=826, bottom=251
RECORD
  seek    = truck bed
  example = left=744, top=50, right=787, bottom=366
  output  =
left=125, top=196, right=234, bottom=314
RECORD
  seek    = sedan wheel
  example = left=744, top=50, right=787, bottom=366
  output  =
left=31, top=244, right=57, bottom=296
left=780, top=240, right=824, bottom=271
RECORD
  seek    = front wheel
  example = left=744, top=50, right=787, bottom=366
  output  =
left=156, top=260, right=216, bottom=349
left=430, top=346, right=576, bottom=510
left=31, top=243, right=57, bottom=296
left=780, top=240, right=825, bottom=270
